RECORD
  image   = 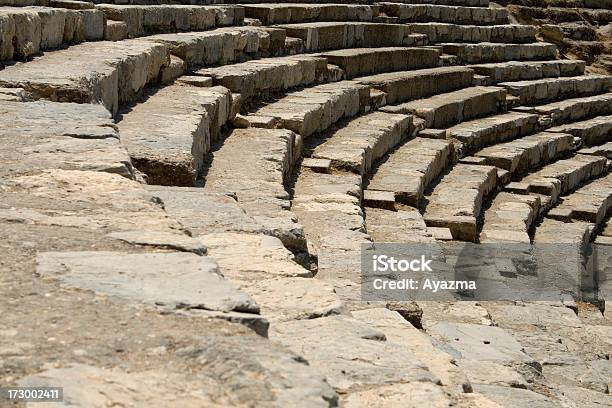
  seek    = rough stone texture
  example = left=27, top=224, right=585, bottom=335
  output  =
left=382, top=86, right=506, bottom=128
left=271, top=315, right=437, bottom=393
left=353, top=66, right=474, bottom=105
left=380, top=4, right=508, bottom=25
left=37, top=251, right=260, bottom=314
left=447, top=111, right=539, bottom=153
left=96, top=5, right=240, bottom=38
left=533, top=92, right=612, bottom=125
left=203, top=128, right=305, bottom=251
left=480, top=192, right=541, bottom=243
left=546, top=114, right=612, bottom=147
left=407, top=23, right=536, bottom=43
left=244, top=3, right=373, bottom=25
left=243, top=81, right=370, bottom=137
left=197, top=54, right=328, bottom=100
left=312, top=111, right=413, bottom=175
left=367, top=137, right=452, bottom=206
left=425, top=164, right=498, bottom=241
left=469, top=59, right=586, bottom=83
left=276, top=22, right=428, bottom=52
left=499, top=74, right=612, bottom=104
left=475, top=131, right=574, bottom=175
left=119, top=84, right=232, bottom=186
left=0, top=6, right=104, bottom=63
left=147, top=26, right=285, bottom=70
left=0, top=99, right=134, bottom=179
left=0, top=39, right=170, bottom=115
left=548, top=172, right=612, bottom=225
left=319, top=47, right=440, bottom=78
left=441, top=42, right=557, bottom=64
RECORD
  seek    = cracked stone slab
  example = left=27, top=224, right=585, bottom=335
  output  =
left=36, top=251, right=259, bottom=314
left=343, top=382, right=452, bottom=408
left=242, top=277, right=346, bottom=322
left=106, top=230, right=207, bottom=255
left=270, top=315, right=437, bottom=393
left=427, top=322, right=534, bottom=364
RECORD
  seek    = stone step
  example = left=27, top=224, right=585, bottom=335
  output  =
left=532, top=92, right=612, bottom=126
left=406, top=23, right=536, bottom=44
left=146, top=26, right=286, bottom=70
left=0, top=27, right=280, bottom=114
left=243, top=3, right=374, bottom=24
left=383, top=0, right=489, bottom=6
left=270, top=315, right=439, bottom=395
left=499, top=75, right=612, bottom=105
left=203, top=127, right=304, bottom=251
left=318, top=47, right=440, bottom=79
left=534, top=218, right=594, bottom=245
left=580, top=142, right=612, bottom=159
left=541, top=22, right=598, bottom=42
left=366, top=206, right=438, bottom=243
left=311, top=111, right=413, bottom=175
left=0, top=98, right=134, bottom=179
left=447, top=111, right=539, bottom=153
left=239, top=81, right=371, bottom=138
left=548, top=172, right=612, bottom=225
left=468, top=60, right=586, bottom=83
left=504, top=0, right=611, bottom=8
left=381, top=86, right=506, bottom=129
left=353, top=66, right=474, bottom=105
left=441, top=42, right=558, bottom=64
left=274, top=22, right=428, bottom=52
left=424, top=163, right=498, bottom=241
left=505, top=154, right=608, bottom=206
left=196, top=54, right=329, bottom=101
left=480, top=192, right=541, bottom=243
left=118, top=84, right=232, bottom=186
left=378, top=3, right=509, bottom=25
left=475, top=131, right=575, bottom=175
left=366, top=137, right=453, bottom=207
left=96, top=4, right=243, bottom=38
left=291, top=167, right=369, bottom=281
left=545, top=114, right=612, bottom=147
left=0, top=6, right=104, bottom=63
left=513, top=5, right=612, bottom=26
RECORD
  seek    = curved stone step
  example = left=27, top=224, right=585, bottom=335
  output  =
left=512, top=5, right=612, bottom=25
left=424, top=163, right=498, bottom=241
left=545, top=114, right=612, bottom=147
left=203, top=127, right=304, bottom=251
left=468, top=60, right=586, bottom=83
left=533, top=92, right=612, bottom=126
left=480, top=192, right=541, bottom=242
left=196, top=54, right=329, bottom=101
left=499, top=75, right=612, bottom=105
left=548, top=172, right=612, bottom=225
left=318, top=47, right=441, bottom=79
left=366, top=206, right=438, bottom=243
left=366, top=137, right=453, bottom=207
left=311, top=111, right=414, bottom=175
left=474, top=131, right=575, bottom=175
left=441, top=42, right=557, bottom=64
left=580, top=142, right=612, bottom=159
left=96, top=4, right=242, bottom=38
left=383, top=0, right=489, bottom=5
left=146, top=26, right=286, bottom=70
left=382, top=86, right=506, bottom=129
left=407, top=23, right=536, bottom=44
left=244, top=3, right=374, bottom=25
left=505, top=154, right=608, bottom=209
left=378, top=3, right=508, bottom=25
left=0, top=98, right=134, bottom=179
left=292, top=167, right=369, bottom=281
left=118, top=84, right=232, bottom=186
left=447, top=111, right=539, bottom=153
left=239, top=80, right=370, bottom=138
left=274, top=22, right=428, bottom=52
left=0, top=5, right=104, bottom=63
left=353, top=66, right=474, bottom=105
